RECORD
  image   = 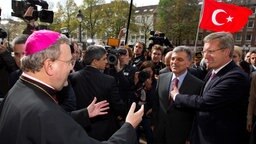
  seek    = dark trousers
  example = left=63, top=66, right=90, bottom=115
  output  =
left=137, top=117, right=154, bottom=144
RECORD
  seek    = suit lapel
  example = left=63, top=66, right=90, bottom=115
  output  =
left=179, top=73, right=190, bottom=93
left=202, top=61, right=238, bottom=95
left=159, top=73, right=173, bottom=110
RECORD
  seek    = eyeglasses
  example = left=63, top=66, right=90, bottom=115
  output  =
left=56, top=59, right=76, bottom=67
left=201, top=48, right=223, bottom=55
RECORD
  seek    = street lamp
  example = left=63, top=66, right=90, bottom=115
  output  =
left=76, top=10, right=84, bottom=43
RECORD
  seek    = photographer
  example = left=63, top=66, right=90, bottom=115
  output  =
left=0, top=29, right=19, bottom=98
left=22, top=6, right=38, bottom=35
left=0, top=33, right=18, bottom=73
left=105, top=47, right=137, bottom=115
left=11, top=0, right=54, bottom=35
left=149, top=31, right=173, bottom=49
left=134, top=61, right=156, bottom=144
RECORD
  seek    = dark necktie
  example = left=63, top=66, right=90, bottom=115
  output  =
left=170, top=77, right=179, bottom=92
left=169, top=78, right=179, bottom=99
left=173, top=78, right=179, bottom=89
left=169, top=78, right=179, bottom=109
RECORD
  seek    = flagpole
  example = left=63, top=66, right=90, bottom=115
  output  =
left=194, top=0, right=205, bottom=53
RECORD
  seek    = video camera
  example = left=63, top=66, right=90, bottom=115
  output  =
left=149, top=31, right=173, bottom=48
left=0, top=28, right=7, bottom=44
left=11, top=0, right=54, bottom=23
left=107, top=48, right=127, bottom=65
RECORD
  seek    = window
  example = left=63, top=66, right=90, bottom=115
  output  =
left=132, top=36, right=135, bottom=40
left=246, top=34, right=252, bottom=41
left=235, top=33, right=242, bottom=41
left=252, top=7, right=256, bottom=14
left=247, top=20, right=254, bottom=28
left=135, top=16, right=142, bottom=23
left=141, top=35, right=145, bottom=40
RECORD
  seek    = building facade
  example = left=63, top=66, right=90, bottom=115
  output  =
left=126, top=5, right=158, bottom=46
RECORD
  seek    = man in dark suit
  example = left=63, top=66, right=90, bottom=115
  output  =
left=7, top=34, right=77, bottom=113
left=0, top=30, right=144, bottom=144
left=250, top=50, right=256, bottom=72
left=0, top=34, right=20, bottom=98
left=154, top=46, right=203, bottom=144
left=69, top=45, right=126, bottom=140
left=171, top=32, right=250, bottom=144
left=159, top=51, right=172, bottom=74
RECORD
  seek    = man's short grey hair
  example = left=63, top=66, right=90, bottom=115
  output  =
left=172, top=46, right=193, bottom=61
left=204, top=32, right=234, bottom=57
left=21, top=34, right=70, bottom=73
left=83, top=45, right=107, bottom=65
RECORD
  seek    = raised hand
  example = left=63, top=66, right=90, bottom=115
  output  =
left=24, top=6, right=34, bottom=17
left=125, top=102, right=144, bottom=128
left=87, top=97, right=109, bottom=118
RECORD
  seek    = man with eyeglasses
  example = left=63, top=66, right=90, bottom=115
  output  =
left=7, top=34, right=77, bottom=113
left=170, top=32, right=250, bottom=144
left=0, top=30, right=144, bottom=144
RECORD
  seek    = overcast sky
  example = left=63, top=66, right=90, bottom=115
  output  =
left=0, top=0, right=159, bottom=19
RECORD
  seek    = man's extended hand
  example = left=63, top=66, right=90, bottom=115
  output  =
left=125, top=103, right=144, bottom=128
left=87, top=97, right=109, bottom=118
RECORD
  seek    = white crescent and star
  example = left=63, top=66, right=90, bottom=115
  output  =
left=211, top=9, right=234, bottom=26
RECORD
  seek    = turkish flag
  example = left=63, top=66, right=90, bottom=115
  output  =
left=199, top=0, right=253, bottom=32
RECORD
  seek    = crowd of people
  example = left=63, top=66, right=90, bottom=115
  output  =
left=1, top=26, right=256, bottom=144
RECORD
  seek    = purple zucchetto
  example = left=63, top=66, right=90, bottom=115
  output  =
left=25, top=30, right=61, bottom=56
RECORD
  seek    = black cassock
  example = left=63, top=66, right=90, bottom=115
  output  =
left=0, top=76, right=137, bottom=144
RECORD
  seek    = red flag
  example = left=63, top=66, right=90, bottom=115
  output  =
left=199, top=0, right=253, bottom=32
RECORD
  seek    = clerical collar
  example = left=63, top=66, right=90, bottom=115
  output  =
left=20, top=73, right=57, bottom=102
left=22, top=73, right=55, bottom=89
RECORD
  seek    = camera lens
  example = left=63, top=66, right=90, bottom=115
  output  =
left=107, top=54, right=117, bottom=65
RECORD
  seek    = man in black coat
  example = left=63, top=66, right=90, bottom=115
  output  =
left=69, top=45, right=126, bottom=140
left=171, top=32, right=250, bottom=144
left=0, top=30, right=144, bottom=144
